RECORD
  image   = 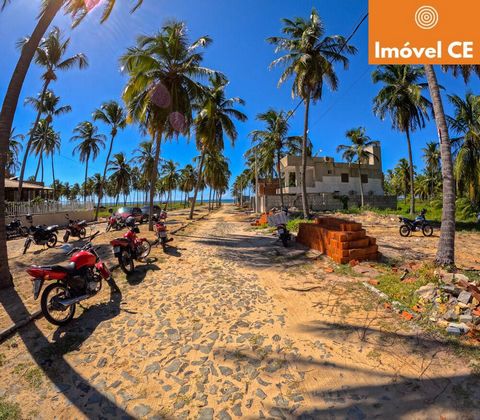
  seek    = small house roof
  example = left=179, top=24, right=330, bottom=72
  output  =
left=5, top=178, right=53, bottom=190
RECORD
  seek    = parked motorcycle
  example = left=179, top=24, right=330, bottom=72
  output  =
left=154, top=211, right=173, bottom=251
left=399, top=209, right=433, bottom=237
left=110, top=217, right=151, bottom=274
left=63, top=214, right=87, bottom=243
left=276, top=223, right=292, bottom=247
left=23, top=214, right=59, bottom=254
left=26, top=231, right=112, bottom=326
left=106, top=213, right=125, bottom=232
left=6, top=217, right=28, bottom=240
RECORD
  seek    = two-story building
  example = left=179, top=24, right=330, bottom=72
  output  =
left=258, top=142, right=397, bottom=212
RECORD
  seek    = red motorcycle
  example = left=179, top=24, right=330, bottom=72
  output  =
left=63, top=214, right=87, bottom=243
left=110, top=218, right=151, bottom=274
left=106, top=213, right=125, bottom=232
left=26, top=232, right=112, bottom=326
left=154, top=211, right=173, bottom=252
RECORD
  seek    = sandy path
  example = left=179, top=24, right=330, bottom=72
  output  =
left=0, top=206, right=478, bottom=419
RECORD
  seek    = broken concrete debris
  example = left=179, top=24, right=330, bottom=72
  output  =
left=414, top=271, right=480, bottom=337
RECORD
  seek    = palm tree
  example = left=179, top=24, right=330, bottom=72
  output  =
left=189, top=74, right=247, bottom=219
left=268, top=8, right=357, bottom=218
left=203, top=152, right=230, bottom=209
left=92, top=100, right=126, bottom=219
left=0, top=0, right=143, bottom=287
left=35, top=125, right=61, bottom=199
left=133, top=141, right=156, bottom=205
left=447, top=93, right=480, bottom=203
left=423, top=65, right=480, bottom=266
left=6, top=129, right=23, bottom=177
left=336, top=128, right=378, bottom=208
left=248, top=109, right=301, bottom=207
left=17, top=26, right=87, bottom=195
left=422, top=141, right=441, bottom=198
left=395, top=158, right=413, bottom=204
left=71, top=121, right=106, bottom=202
left=179, top=164, right=197, bottom=207
left=160, top=160, right=179, bottom=210
left=372, top=65, right=432, bottom=215
left=121, top=22, right=214, bottom=230
left=108, top=152, right=132, bottom=205
left=25, top=90, right=71, bottom=181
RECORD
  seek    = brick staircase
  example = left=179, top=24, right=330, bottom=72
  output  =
left=296, top=217, right=379, bottom=264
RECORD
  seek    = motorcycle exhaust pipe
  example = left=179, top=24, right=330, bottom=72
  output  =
left=57, top=294, right=89, bottom=307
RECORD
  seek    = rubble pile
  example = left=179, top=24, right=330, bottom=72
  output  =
left=416, top=271, right=480, bottom=338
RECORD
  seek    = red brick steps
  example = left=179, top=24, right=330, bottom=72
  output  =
left=296, top=217, right=380, bottom=264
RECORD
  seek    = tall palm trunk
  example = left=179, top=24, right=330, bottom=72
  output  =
left=18, top=81, right=50, bottom=196
left=189, top=148, right=205, bottom=219
left=301, top=95, right=311, bottom=218
left=83, top=157, right=89, bottom=203
left=51, top=154, right=56, bottom=200
left=95, top=132, right=116, bottom=220
left=357, top=162, right=364, bottom=208
left=277, top=149, right=284, bottom=207
left=405, top=128, right=415, bottom=215
left=0, top=0, right=62, bottom=288
left=34, top=154, right=42, bottom=181
left=424, top=64, right=456, bottom=267
left=149, top=132, right=162, bottom=231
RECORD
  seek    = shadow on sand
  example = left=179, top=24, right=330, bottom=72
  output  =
left=0, top=275, right=133, bottom=418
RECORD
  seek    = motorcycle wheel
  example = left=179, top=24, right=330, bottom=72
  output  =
left=63, top=231, right=70, bottom=243
left=119, top=251, right=135, bottom=274
left=47, top=234, right=58, bottom=248
left=41, top=283, right=76, bottom=326
left=281, top=235, right=289, bottom=247
left=79, top=228, right=87, bottom=239
left=106, top=224, right=111, bottom=233
left=138, top=240, right=151, bottom=260
left=422, top=225, right=434, bottom=237
left=161, top=238, right=167, bottom=252
left=19, top=227, right=29, bottom=238
left=23, top=238, right=32, bottom=255
left=399, top=225, right=411, bottom=237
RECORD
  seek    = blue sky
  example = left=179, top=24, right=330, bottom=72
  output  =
left=1, top=0, right=479, bottom=198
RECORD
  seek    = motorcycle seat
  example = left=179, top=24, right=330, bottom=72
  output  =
left=48, top=262, right=77, bottom=274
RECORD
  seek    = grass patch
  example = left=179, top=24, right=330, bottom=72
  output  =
left=0, top=398, right=21, bottom=420
left=24, top=367, right=43, bottom=388
left=334, top=264, right=361, bottom=278
left=286, top=218, right=313, bottom=233
left=375, top=264, right=437, bottom=307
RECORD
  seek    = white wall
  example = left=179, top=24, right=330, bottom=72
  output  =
left=8, top=210, right=95, bottom=228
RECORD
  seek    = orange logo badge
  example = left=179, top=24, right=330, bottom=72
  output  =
left=369, top=0, right=480, bottom=64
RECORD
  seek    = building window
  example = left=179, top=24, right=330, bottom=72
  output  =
left=288, top=172, right=296, bottom=187
left=361, top=174, right=368, bottom=184
left=327, top=170, right=332, bottom=174
left=341, top=173, right=349, bottom=183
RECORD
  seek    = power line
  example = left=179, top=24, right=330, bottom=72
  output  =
left=310, top=66, right=371, bottom=127
left=283, top=11, right=369, bottom=123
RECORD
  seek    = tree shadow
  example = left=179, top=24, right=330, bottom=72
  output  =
left=0, top=277, right=133, bottom=418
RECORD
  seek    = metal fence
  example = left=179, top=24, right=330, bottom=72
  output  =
left=6, top=200, right=94, bottom=217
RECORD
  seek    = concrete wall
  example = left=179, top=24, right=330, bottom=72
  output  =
left=7, top=210, right=96, bottom=228
left=283, top=177, right=384, bottom=196
left=260, top=193, right=397, bottom=213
